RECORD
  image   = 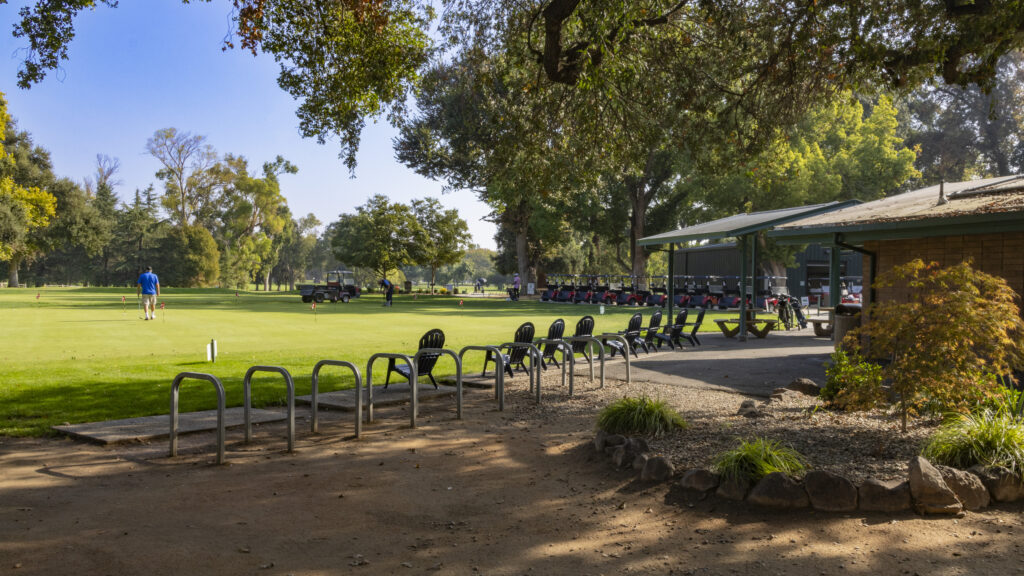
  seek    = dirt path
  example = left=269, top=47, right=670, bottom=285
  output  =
left=2, top=389, right=1023, bottom=576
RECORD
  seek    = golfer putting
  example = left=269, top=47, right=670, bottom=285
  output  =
left=135, top=266, right=160, bottom=321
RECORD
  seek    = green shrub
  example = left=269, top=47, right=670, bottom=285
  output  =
left=922, top=410, right=1024, bottom=475
left=596, top=396, right=686, bottom=436
left=821, top=350, right=886, bottom=411
left=714, top=438, right=807, bottom=483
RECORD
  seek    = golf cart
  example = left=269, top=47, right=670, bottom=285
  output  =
left=298, top=270, right=360, bottom=303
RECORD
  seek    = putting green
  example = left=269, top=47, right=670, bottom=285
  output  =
left=0, top=287, right=732, bottom=436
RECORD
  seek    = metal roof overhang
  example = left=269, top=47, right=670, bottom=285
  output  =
left=769, top=211, right=1024, bottom=245
left=638, top=200, right=860, bottom=246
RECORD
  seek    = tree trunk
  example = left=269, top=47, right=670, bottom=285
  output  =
left=8, top=254, right=21, bottom=287
left=430, top=266, right=437, bottom=294
left=628, top=181, right=649, bottom=282
left=515, top=222, right=529, bottom=282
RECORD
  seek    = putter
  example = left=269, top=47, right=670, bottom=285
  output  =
left=137, top=295, right=144, bottom=320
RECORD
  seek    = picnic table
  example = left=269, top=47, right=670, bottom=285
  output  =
left=807, top=307, right=834, bottom=337
left=712, top=309, right=776, bottom=339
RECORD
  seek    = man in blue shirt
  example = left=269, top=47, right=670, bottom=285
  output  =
left=136, top=266, right=160, bottom=321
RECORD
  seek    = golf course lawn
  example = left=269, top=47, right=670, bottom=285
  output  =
left=0, top=287, right=741, bottom=436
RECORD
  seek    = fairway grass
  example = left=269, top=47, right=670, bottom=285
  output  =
left=1, top=287, right=739, bottom=436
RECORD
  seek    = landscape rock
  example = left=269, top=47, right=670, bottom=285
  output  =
left=858, top=478, right=911, bottom=512
left=679, top=469, right=720, bottom=493
left=909, top=456, right=962, bottom=515
left=804, top=470, right=857, bottom=512
left=633, top=454, right=649, bottom=471
left=786, top=378, right=822, bottom=396
left=611, top=439, right=650, bottom=469
left=641, top=456, right=675, bottom=482
left=737, top=400, right=768, bottom=418
left=716, top=476, right=751, bottom=501
left=604, top=434, right=627, bottom=448
left=936, top=465, right=990, bottom=510
left=970, top=466, right=1024, bottom=502
left=747, top=473, right=809, bottom=509
left=593, top=430, right=608, bottom=452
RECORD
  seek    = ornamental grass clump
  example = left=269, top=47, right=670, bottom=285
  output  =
left=596, top=396, right=686, bottom=436
left=922, top=410, right=1024, bottom=475
left=714, top=438, right=807, bottom=483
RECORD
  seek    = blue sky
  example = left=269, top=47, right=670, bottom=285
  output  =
left=0, top=0, right=497, bottom=248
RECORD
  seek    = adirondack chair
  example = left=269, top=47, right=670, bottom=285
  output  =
left=604, top=313, right=644, bottom=358
left=681, top=309, right=706, bottom=347
left=654, top=310, right=688, bottom=350
left=385, top=328, right=445, bottom=389
left=640, top=309, right=663, bottom=353
left=483, top=321, right=536, bottom=378
left=570, top=316, right=596, bottom=368
left=538, top=318, right=566, bottom=370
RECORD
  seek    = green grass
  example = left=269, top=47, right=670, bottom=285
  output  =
left=0, top=287, right=738, bottom=436
left=714, top=438, right=807, bottom=483
left=922, top=409, right=1024, bottom=475
left=596, top=396, right=687, bottom=436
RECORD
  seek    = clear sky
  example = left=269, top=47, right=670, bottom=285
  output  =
left=0, top=0, right=498, bottom=248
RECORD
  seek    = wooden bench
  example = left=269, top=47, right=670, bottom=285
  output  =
left=713, top=319, right=778, bottom=339
left=806, top=318, right=832, bottom=338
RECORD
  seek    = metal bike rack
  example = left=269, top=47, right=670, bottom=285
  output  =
left=360, top=353, right=417, bottom=436
left=415, top=348, right=463, bottom=420
left=310, top=359, right=362, bottom=433
left=458, top=345, right=505, bottom=410
left=499, top=342, right=543, bottom=402
left=169, top=372, right=226, bottom=464
left=535, top=338, right=575, bottom=395
left=565, top=336, right=608, bottom=389
left=243, top=365, right=296, bottom=452
left=597, top=333, right=632, bottom=384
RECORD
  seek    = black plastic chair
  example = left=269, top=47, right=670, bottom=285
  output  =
left=483, top=321, right=536, bottom=378
left=681, top=309, right=705, bottom=347
left=385, top=328, right=445, bottom=389
left=605, top=313, right=643, bottom=358
left=640, top=309, right=663, bottom=353
left=570, top=315, right=596, bottom=368
left=539, top=318, right=566, bottom=370
left=654, top=310, right=688, bottom=350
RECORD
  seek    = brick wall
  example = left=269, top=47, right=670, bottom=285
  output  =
left=863, top=232, right=1024, bottom=309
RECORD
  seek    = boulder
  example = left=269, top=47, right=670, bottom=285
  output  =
left=936, top=465, right=990, bottom=510
left=804, top=470, right=858, bottom=512
left=858, top=478, right=911, bottom=512
left=633, top=454, right=649, bottom=471
left=611, top=439, right=649, bottom=469
left=909, top=456, right=962, bottom=515
left=737, top=400, right=768, bottom=418
left=679, top=469, right=720, bottom=493
left=786, top=378, right=822, bottom=396
left=716, top=476, right=751, bottom=501
left=593, top=430, right=609, bottom=452
left=605, top=434, right=627, bottom=447
left=970, top=466, right=1024, bottom=503
left=747, top=472, right=810, bottom=509
left=641, top=456, right=675, bottom=482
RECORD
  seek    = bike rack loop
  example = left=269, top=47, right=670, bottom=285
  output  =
left=360, top=353, right=417, bottom=437
left=243, top=365, right=296, bottom=452
left=596, top=333, right=631, bottom=384
left=415, top=347, right=463, bottom=420
left=170, top=372, right=226, bottom=464
left=310, top=359, right=362, bottom=433
left=565, top=336, right=608, bottom=390
left=534, top=338, right=575, bottom=395
left=499, top=342, right=543, bottom=403
left=457, top=345, right=505, bottom=411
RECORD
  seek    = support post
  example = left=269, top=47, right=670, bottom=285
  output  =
left=739, top=234, right=748, bottom=342
left=667, top=243, right=675, bottom=323
left=829, top=237, right=841, bottom=308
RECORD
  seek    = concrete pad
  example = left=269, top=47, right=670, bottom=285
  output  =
left=297, top=382, right=458, bottom=412
left=601, top=329, right=833, bottom=397
left=52, top=408, right=286, bottom=445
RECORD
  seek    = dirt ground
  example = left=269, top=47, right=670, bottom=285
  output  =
left=2, top=387, right=1024, bottom=576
